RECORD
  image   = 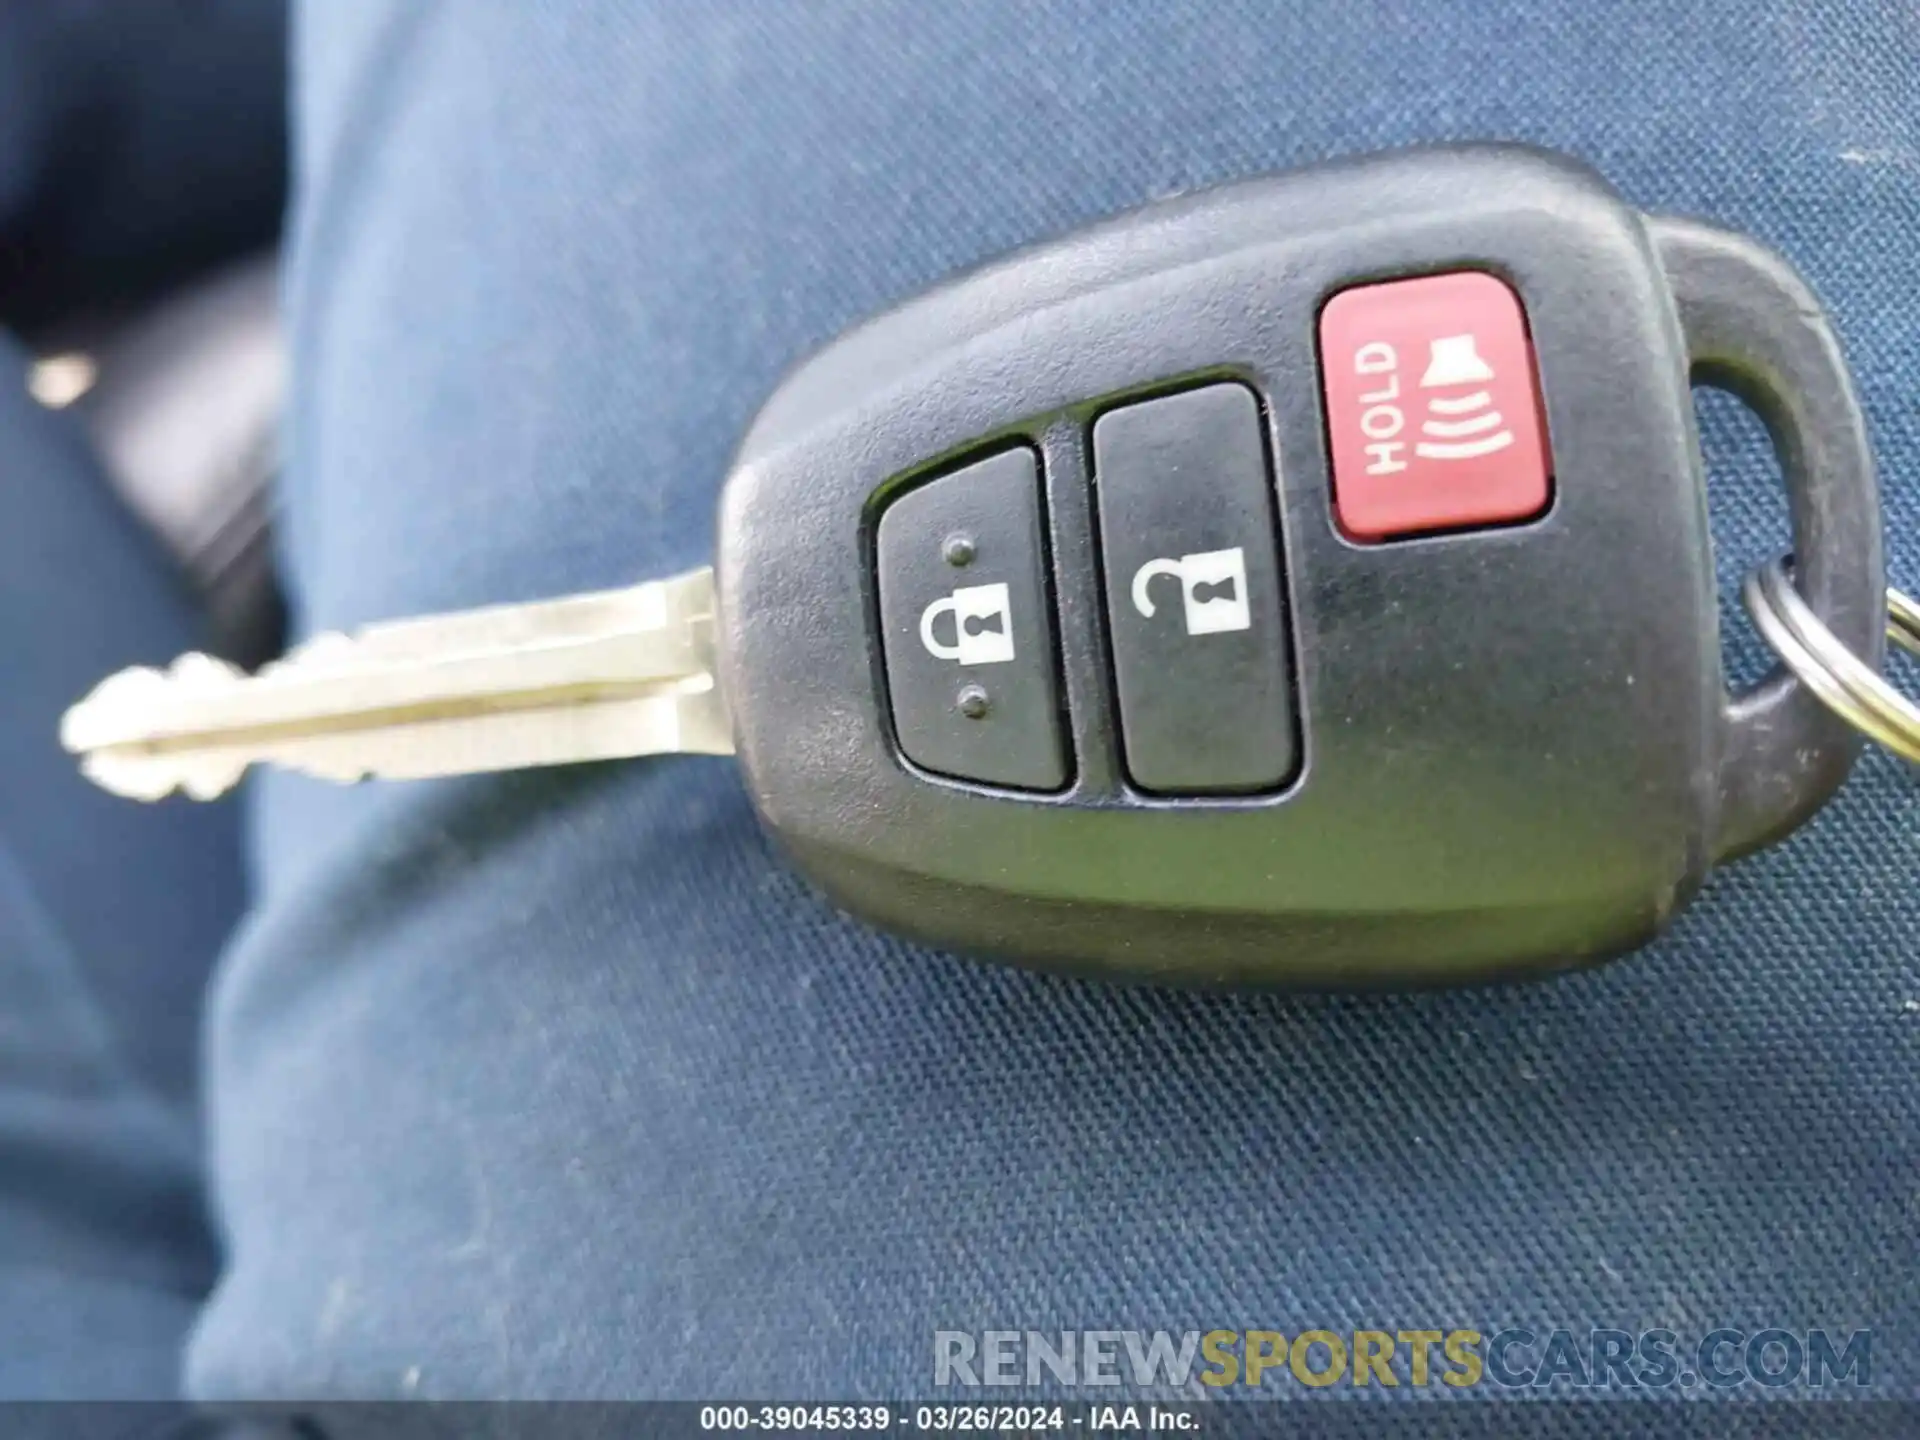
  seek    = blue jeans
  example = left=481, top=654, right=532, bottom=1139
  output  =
left=3, top=0, right=1917, bottom=1411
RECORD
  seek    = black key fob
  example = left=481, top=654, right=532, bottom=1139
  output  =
left=716, top=142, right=1884, bottom=985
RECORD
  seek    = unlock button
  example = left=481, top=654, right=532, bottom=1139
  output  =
left=1095, top=384, right=1297, bottom=794
left=876, top=448, right=1068, bottom=791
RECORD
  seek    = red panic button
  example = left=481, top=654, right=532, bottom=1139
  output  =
left=1319, top=271, right=1551, bottom=541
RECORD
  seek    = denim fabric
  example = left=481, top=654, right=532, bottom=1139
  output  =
left=0, top=0, right=287, bottom=327
left=0, top=335, right=241, bottom=1396
left=0, top=0, right=274, bottom=1400
left=12, top=0, right=1910, bottom=1412
left=169, top=0, right=1920, bottom=1406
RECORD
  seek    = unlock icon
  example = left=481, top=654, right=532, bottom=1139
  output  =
left=1131, top=547, right=1252, bottom=636
left=919, top=582, right=1017, bottom=665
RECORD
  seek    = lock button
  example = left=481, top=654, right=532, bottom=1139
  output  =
left=1093, top=384, right=1297, bottom=795
left=875, top=446, right=1069, bottom=791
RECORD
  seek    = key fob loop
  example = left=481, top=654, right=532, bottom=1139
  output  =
left=1651, top=217, right=1885, bottom=860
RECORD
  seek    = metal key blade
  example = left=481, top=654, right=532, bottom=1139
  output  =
left=61, top=566, right=732, bottom=801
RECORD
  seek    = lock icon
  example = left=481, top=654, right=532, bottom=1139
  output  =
left=919, top=582, right=1017, bottom=665
left=1130, top=548, right=1252, bottom=636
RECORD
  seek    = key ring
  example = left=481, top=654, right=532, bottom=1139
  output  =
left=1743, top=554, right=1920, bottom=764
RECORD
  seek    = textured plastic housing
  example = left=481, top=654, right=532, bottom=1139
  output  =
left=716, top=144, right=1881, bottom=986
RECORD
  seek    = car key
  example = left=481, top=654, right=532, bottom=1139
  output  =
left=61, top=143, right=1889, bottom=986
left=62, top=568, right=731, bottom=800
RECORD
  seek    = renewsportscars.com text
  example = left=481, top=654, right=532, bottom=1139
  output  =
left=934, top=1327, right=1871, bottom=1391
